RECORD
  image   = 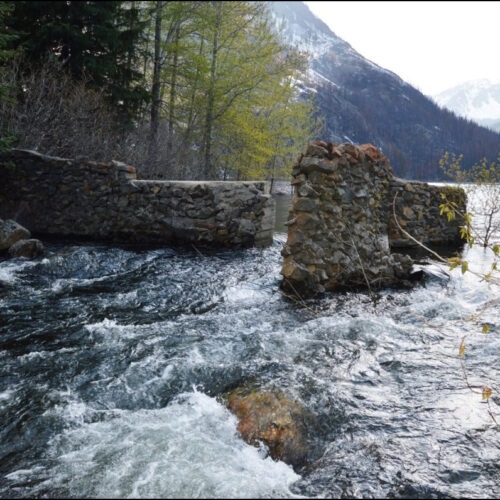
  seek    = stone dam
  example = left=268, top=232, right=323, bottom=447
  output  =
left=0, top=144, right=466, bottom=296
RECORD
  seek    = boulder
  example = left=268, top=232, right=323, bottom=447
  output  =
left=8, top=238, right=44, bottom=259
left=0, top=219, right=31, bottom=250
left=225, top=387, right=310, bottom=468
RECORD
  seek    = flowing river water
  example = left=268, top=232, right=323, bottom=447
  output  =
left=0, top=190, right=499, bottom=498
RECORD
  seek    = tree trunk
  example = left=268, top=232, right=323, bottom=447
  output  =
left=166, top=22, right=180, bottom=171
left=202, top=2, right=222, bottom=179
left=182, top=36, right=204, bottom=151
left=149, top=0, right=163, bottom=154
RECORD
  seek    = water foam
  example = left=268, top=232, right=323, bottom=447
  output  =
left=30, top=390, right=301, bottom=498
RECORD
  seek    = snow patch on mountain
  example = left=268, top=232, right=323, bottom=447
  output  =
left=269, top=2, right=407, bottom=94
left=433, top=79, right=500, bottom=131
left=267, top=1, right=500, bottom=180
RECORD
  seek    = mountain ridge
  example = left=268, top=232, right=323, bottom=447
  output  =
left=433, top=79, right=500, bottom=133
left=270, top=1, right=500, bottom=180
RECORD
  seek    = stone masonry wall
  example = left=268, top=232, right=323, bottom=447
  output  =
left=389, top=178, right=466, bottom=248
left=281, top=142, right=466, bottom=296
left=0, top=149, right=275, bottom=248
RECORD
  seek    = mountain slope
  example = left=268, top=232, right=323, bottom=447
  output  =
left=270, top=2, right=500, bottom=180
left=433, top=79, right=500, bottom=133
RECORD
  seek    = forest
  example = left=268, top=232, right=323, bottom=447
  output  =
left=0, top=1, right=320, bottom=183
left=313, top=69, right=500, bottom=181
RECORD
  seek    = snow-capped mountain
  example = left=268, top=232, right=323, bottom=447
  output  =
left=270, top=1, right=404, bottom=91
left=433, top=79, right=500, bottom=132
left=269, top=2, right=500, bottom=180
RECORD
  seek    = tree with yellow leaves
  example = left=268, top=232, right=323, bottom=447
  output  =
left=145, top=1, right=319, bottom=181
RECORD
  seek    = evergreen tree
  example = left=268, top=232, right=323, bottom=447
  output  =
left=4, top=1, right=149, bottom=121
left=0, top=1, right=19, bottom=151
left=0, top=2, right=16, bottom=65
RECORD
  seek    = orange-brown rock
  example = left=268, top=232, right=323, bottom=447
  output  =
left=359, top=143, right=381, bottom=161
left=312, top=139, right=328, bottom=149
left=225, top=387, right=310, bottom=468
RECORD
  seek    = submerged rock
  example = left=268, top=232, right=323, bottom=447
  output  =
left=8, top=238, right=44, bottom=259
left=225, top=387, right=311, bottom=469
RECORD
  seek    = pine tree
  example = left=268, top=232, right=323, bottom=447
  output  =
left=0, top=1, right=19, bottom=151
left=4, top=1, right=149, bottom=121
left=0, top=2, right=16, bottom=64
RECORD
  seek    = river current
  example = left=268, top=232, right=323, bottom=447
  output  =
left=0, top=192, right=499, bottom=499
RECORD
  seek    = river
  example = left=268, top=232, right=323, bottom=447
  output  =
left=0, top=189, right=498, bottom=498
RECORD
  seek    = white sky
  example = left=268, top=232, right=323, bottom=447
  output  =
left=304, top=1, right=500, bottom=96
